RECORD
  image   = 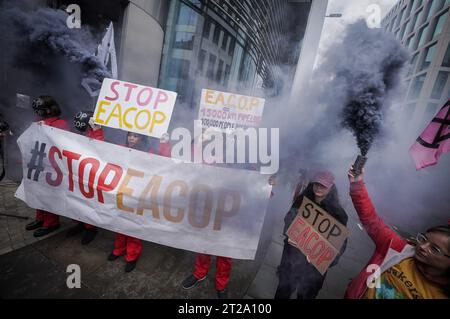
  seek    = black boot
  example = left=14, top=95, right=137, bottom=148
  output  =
left=181, top=274, right=206, bottom=289
left=66, top=223, right=84, bottom=238
left=107, top=252, right=120, bottom=261
left=125, top=260, right=137, bottom=273
left=81, top=228, right=97, bottom=245
left=217, top=289, right=228, bottom=299
left=25, top=220, right=43, bottom=231
left=33, top=225, right=60, bottom=238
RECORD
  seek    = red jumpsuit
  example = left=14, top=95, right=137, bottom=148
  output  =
left=82, top=127, right=105, bottom=230
left=35, top=116, right=69, bottom=228
left=191, top=152, right=232, bottom=292
left=113, top=140, right=171, bottom=262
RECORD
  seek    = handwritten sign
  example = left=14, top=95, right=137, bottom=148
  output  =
left=198, top=89, right=265, bottom=131
left=94, top=78, right=177, bottom=138
left=286, top=197, right=349, bottom=275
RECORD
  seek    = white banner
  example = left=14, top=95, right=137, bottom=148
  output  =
left=15, top=124, right=271, bottom=259
left=198, top=89, right=265, bottom=131
left=94, top=78, right=177, bottom=138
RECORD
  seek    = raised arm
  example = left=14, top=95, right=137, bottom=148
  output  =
left=348, top=167, right=405, bottom=251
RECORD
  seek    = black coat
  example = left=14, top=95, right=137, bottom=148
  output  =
left=282, top=184, right=349, bottom=272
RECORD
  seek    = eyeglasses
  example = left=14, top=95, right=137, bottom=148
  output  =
left=416, top=233, right=450, bottom=258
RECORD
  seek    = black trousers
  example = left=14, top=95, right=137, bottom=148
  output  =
left=275, top=242, right=326, bottom=299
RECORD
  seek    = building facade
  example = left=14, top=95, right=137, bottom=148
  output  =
left=382, top=0, right=450, bottom=132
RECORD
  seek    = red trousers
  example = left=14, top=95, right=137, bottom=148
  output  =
left=113, top=233, right=142, bottom=262
left=193, top=253, right=232, bottom=291
left=35, top=209, right=59, bottom=228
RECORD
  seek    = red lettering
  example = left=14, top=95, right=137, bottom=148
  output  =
left=304, top=232, right=319, bottom=255
left=296, top=225, right=311, bottom=248
left=78, top=158, right=100, bottom=199
left=137, top=88, right=153, bottom=106
left=105, top=81, right=120, bottom=101
left=154, top=90, right=168, bottom=109
left=46, top=146, right=63, bottom=187
left=309, top=240, right=326, bottom=260
left=97, top=164, right=123, bottom=203
left=317, top=247, right=335, bottom=267
left=63, top=150, right=81, bottom=192
left=123, top=83, right=138, bottom=102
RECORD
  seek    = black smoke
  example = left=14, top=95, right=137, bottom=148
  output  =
left=336, top=21, right=408, bottom=156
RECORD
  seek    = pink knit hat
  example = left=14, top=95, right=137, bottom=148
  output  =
left=312, top=171, right=335, bottom=189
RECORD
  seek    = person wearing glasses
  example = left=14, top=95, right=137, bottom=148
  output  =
left=345, top=166, right=450, bottom=299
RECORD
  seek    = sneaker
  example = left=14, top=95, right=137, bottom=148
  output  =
left=217, top=289, right=227, bottom=299
left=25, top=220, right=43, bottom=231
left=66, top=223, right=84, bottom=238
left=81, top=228, right=97, bottom=245
left=107, top=252, right=120, bottom=261
left=33, top=225, right=60, bottom=238
left=181, top=274, right=206, bottom=290
left=125, top=260, right=137, bottom=273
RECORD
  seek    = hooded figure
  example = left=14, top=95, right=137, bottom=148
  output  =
left=275, top=170, right=348, bottom=299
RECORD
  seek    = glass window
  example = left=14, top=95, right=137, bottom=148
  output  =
left=432, top=11, right=448, bottom=39
left=443, top=42, right=450, bottom=67
left=400, top=23, right=408, bottom=40
left=224, top=65, right=231, bottom=86
left=213, top=25, right=221, bottom=45
left=431, top=71, right=449, bottom=99
left=446, top=0, right=450, bottom=7
left=420, top=43, right=437, bottom=70
left=221, top=32, right=228, bottom=51
left=412, top=0, right=423, bottom=12
left=228, top=38, right=235, bottom=55
left=216, top=60, right=223, bottom=82
left=202, top=20, right=211, bottom=39
left=427, top=0, right=442, bottom=19
left=417, top=24, right=429, bottom=47
left=173, top=32, right=194, bottom=50
left=168, top=59, right=190, bottom=78
left=206, top=54, right=216, bottom=80
left=408, top=53, right=419, bottom=76
left=413, top=9, right=424, bottom=30
left=177, top=4, right=197, bottom=26
left=408, top=73, right=427, bottom=100
left=406, top=34, right=414, bottom=48
left=198, top=49, right=206, bottom=74
left=396, top=8, right=406, bottom=28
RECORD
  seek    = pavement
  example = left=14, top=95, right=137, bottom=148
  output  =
left=0, top=178, right=374, bottom=299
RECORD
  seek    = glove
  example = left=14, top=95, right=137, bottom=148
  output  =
left=89, top=117, right=101, bottom=131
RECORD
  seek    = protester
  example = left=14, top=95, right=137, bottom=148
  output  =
left=275, top=170, right=348, bottom=299
left=345, top=166, right=450, bottom=299
left=107, top=132, right=170, bottom=272
left=65, top=111, right=105, bottom=245
left=25, top=96, right=69, bottom=237
left=106, top=132, right=146, bottom=272
left=182, top=130, right=274, bottom=299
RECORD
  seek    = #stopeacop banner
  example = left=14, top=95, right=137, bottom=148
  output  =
left=409, top=99, right=450, bottom=170
left=15, top=123, right=272, bottom=260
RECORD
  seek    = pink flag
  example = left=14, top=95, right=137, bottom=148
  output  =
left=409, top=100, right=450, bottom=170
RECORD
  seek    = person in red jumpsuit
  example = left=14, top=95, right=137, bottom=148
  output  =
left=107, top=132, right=171, bottom=272
left=25, top=96, right=69, bottom=237
left=65, top=110, right=105, bottom=245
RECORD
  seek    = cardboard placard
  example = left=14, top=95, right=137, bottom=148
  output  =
left=94, top=78, right=177, bottom=138
left=286, top=197, right=349, bottom=275
left=198, top=89, right=265, bottom=131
